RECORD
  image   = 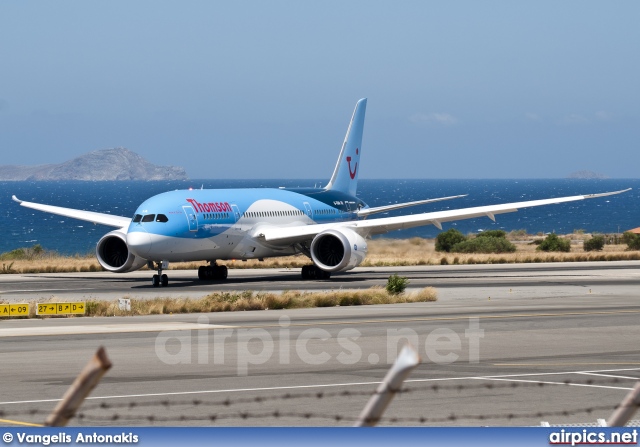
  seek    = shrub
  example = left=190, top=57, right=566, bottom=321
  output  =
left=85, top=301, right=101, bottom=316
left=435, top=228, right=467, bottom=252
left=537, top=233, right=571, bottom=252
left=0, top=244, right=49, bottom=261
left=583, top=235, right=605, bottom=252
left=622, top=232, right=640, bottom=250
left=476, top=230, right=507, bottom=239
left=0, top=248, right=26, bottom=260
left=386, top=274, right=409, bottom=295
left=451, top=237, right=516, bottom=254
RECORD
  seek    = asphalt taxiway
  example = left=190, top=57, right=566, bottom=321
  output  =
left=1, top=262, right=639, bottom=426
left=1, top=261, right=639, bottom=302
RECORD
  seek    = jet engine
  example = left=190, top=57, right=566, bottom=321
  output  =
left=96, top=231, right=147, bottom=273
left=310, top=228, right=368, bottom=272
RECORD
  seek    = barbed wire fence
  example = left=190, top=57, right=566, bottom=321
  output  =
left=2, top=346, right=639, bottom=427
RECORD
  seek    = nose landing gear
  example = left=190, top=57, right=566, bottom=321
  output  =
left=149, top=261, right=170, bottom=287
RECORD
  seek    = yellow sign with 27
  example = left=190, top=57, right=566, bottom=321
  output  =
left=0, top=304, right=30, bottom=317
left=37, top=302, right=86, bottom=316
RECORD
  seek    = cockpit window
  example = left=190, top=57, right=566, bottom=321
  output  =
left=156, top=214, right=169, bottom=223
left=141, top=214, right=156, bottom=223
left=133, top=214, right=142, bottom=223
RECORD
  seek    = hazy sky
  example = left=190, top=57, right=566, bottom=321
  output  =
left=1, top=1, right=638, bottom=179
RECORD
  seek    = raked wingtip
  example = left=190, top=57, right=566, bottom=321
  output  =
left=583, top=188, right=632, bottom=199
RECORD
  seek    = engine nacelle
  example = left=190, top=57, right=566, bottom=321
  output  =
left=96, top=231, right=147, bottom=273
left=310, top=228, right=368, bottom=272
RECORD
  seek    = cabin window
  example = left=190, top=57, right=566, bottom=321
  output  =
left=156, top=214, right=169, bottom=223
left=133, top=214, right=142, bottom=223
left=142, top=214, right=155, bottom=223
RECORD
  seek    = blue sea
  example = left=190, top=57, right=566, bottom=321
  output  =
left=1, top=179, right=638, bottom=255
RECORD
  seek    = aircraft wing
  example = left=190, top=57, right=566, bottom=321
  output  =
left=12, top=195, right=131, bottom=228
left=356, top=194, right=467, bottom=218
left=260, top=188, right=631, bottom=245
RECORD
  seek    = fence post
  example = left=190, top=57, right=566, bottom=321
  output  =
left=354, top=344, right=420, bottom=427
left=45, top=346, right=112, bottom=427
left=606, top=382, right=640, bottom=427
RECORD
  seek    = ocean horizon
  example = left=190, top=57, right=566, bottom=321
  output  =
left=2, top=179, right=638, bottom=255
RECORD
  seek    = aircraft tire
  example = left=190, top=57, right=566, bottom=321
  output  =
left=152, top=274, right=160, bottom=287
left=161, top=274, right=168, bottom=287
left=217, top=265, right=228, bottom=280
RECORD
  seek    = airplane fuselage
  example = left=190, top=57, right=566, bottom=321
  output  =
left=126, top=188, right=366, bottom=263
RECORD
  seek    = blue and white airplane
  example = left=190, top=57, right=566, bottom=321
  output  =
left=13, top=99, right=630, bottom=286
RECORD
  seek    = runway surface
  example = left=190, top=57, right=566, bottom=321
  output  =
left=1, top=261, right=640, bottom=301
left=1, top=262, right=640, bottom=427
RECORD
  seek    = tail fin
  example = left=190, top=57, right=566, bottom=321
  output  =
left=325, top=98, right=367, bottom=197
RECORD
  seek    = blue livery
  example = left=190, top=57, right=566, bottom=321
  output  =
left=13, top=99, right=630, bottom=286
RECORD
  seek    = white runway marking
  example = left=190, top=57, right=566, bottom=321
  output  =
left=0, top=288, right=95, bottom=294
left=0, top=381, right=389, bottom=406
left=1, top=367, right=637, bottom=406
left=0, top=322, right=236, bottom=338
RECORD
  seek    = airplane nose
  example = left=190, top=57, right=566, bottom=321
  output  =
left=127, top=231, right=152, bottom=257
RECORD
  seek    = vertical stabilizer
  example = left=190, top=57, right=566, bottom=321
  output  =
left=325, top=98, right=367, bottom=197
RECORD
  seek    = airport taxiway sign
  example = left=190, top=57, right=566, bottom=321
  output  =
left=37, top=302, right=86, bottom=315
left=0, top=304, right=29, bottom=317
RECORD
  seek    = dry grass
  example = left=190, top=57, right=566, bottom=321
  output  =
left=1, top=236, right=638, bottom=275
left=359, top=236, right=640, bottom=266
left=1, top=259, right=103, bottom=274
left=4, top=287, right=437, bottom=318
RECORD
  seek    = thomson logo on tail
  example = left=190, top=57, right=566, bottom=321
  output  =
left=346, top=148, right=359, bottom=180
left=325, top=99, right=367, bottom=196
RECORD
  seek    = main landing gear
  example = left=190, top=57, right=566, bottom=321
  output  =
left=150, top=261, right=169, bottom=287
left=301, top=265, right=331, bottom=280
left=198, top=262, right=228, bottom=281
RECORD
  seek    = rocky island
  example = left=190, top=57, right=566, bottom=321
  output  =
left=567, top=170, right=608, bottom=179
left=0, top=148, right=188, bottom=181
